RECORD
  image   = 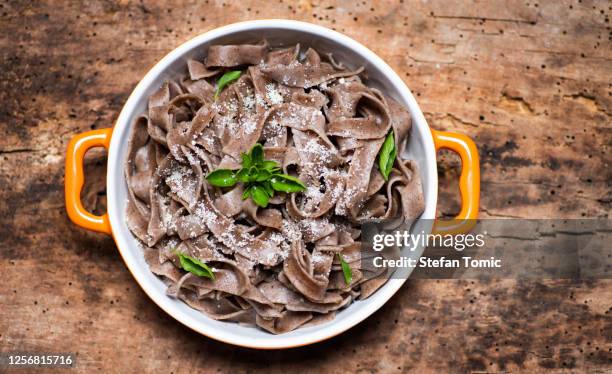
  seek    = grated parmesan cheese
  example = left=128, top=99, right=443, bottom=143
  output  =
left=265, top=83, right=284, bottom=105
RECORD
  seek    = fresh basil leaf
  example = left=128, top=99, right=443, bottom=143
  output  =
left=250, top=143, right=264, bottom=165
left=176, top=252, right=215, bottom=280
left=250, top=184, right=269, bottom=207
left=214, top=70, right=242, bottom=100
left=255, top=169, right=271, bottom=182
left=236, top=168, right=249, bottom=183
left=207, top=142, right=305, bottom=206
left=270, top=174, right=306, bottom=193
left=267, top=166, right=282, bottom=175
left=262, top=180, right=274, bottom=197
left=338, top=253, right=352, bottom=285
left=262, top=160, right=280, bottom=171
left=205, top=169, right=237, bottom=187
left=237, top=167, right=259, bottom=183
left=378, top=131, right=396, bottom=181
left=241, top=185, right=252, bottom=200
left=240, top=152, right=252, bottom=169
left=388, top=147, right=397, bottom=178
left=247, top=166, right=260, bottom=182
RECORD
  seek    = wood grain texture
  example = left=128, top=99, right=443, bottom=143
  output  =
left=0, top=0, right=610, bottom=372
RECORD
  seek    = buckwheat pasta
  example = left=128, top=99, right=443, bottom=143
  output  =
left=124, top=41, right=424, bottom=334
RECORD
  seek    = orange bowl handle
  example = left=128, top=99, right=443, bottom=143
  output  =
left=65, top=128, right=113, bottom=235
left=431, top=129, right=480, bottom=235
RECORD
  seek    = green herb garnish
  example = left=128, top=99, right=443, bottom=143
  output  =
left=250, top=143, right=264, bottom=164
left=249, top=184, right=270, bottom=208
left=338, top=253, right=352, bottom=285
left=205, top=143, right=306, bottom=207
left=205, top=169, right=237, bottom=187
left=270, top=174, right=307, bottom=193
left=176, top=251, right=215, bottom=280
left=214, top=70, right=242, bottom=100
left=378, top=131, right=396, bottom=181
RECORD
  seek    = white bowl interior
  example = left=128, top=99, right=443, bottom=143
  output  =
left=107, top=20, right=437, bottom=349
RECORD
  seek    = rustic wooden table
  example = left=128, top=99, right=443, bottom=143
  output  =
left=1, top=1, right=610, bottom=372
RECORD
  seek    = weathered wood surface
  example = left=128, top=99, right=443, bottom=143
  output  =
left=1, top=0, right=610, bottom=372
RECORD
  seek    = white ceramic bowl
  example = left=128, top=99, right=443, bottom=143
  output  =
left=65, top=20, right=479, bottom=349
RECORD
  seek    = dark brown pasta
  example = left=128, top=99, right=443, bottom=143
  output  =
left=124, top=41, right=425, bottom=334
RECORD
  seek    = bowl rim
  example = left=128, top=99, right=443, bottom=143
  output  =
left=106, top=19, right=438, bottom=349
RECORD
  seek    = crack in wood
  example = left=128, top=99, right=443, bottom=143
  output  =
left=434, top=112, right=480, bottom=128
left=487, top=234, right=541, bottom=241
left=522, top=49, right=612, bottom=61
left=479, top=208, right=525, bottom=218
left=425, top=112, right=508, bottom=129
left=562, top=93, right=612, bottom=117
left=499, top=90, right=537, bottom=116
left=431, top=14, right=537, bottom=25
left=482, top=180, right=554, bottom=187
left=405, top=55, right=455, bottom=65
left=0, top=148, right=39, bottom=155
